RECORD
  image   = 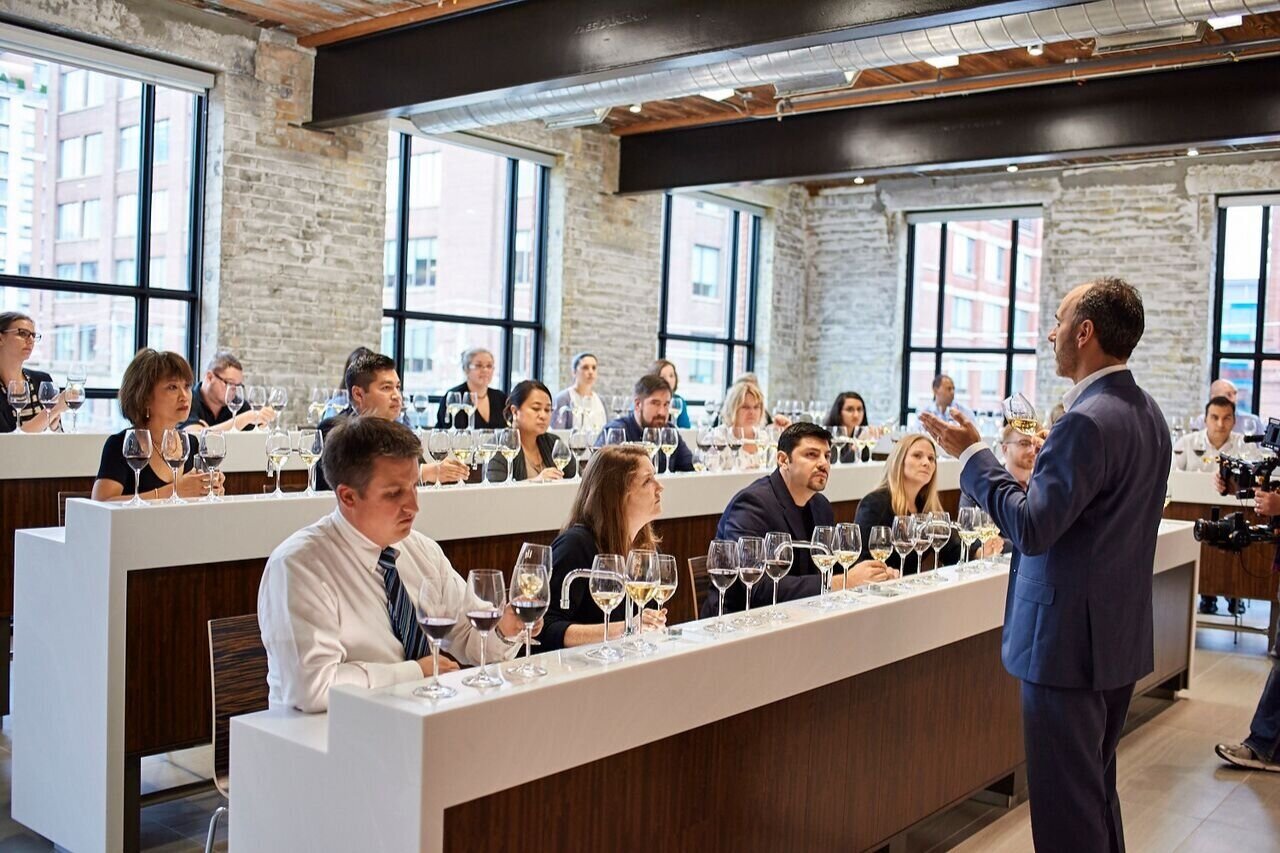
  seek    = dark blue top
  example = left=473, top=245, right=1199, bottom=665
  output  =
left=595, top=415, right=695, bottom=473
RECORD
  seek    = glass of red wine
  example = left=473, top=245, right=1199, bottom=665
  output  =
left=505, top=555, right=550, bottom=679
left=461, top=569, right=506, bottom=689
left=413, top=575, right=458, bottom=700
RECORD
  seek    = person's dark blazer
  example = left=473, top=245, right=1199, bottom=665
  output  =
left=312, top=409, right=353, bottom=492
left=0, top=367, right=53, bottom=433
left=434, top=382, right=506, bottom=430
left=544, top=524, right=602, bottom=651
left=595, top=416, right=694, bottom=473
left=698, top=469, right=834, bottom=618
left=961, top=369, right=1170, bottom=691
left=854, top=486, right=962, bottom=573
left=487, top=431, right=577, bottom=482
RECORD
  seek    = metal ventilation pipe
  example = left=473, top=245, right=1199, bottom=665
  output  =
left=408, top=0, right=1280, bottom=134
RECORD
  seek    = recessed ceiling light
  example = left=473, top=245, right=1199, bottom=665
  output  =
left=1186, top=147, right=1200, bottom=157
left=925, top=55, right=961, bottom=69
left=1006, top=164, right=1019, bottom=173
left=698, top=88, right=736, bottom=102
left=1207, top=15, right=1243, bottom=30
left=853, top=176, right=865, bottom=185
left=628, top=103, right=643, bottom=113
left=1027, top=43, right=1044, bottom=57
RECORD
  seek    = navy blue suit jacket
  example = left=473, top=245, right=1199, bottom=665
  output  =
left=597, top=416, right=694, bottom=473
left=699, top=469, right=833, bottom=618
left=961, top=370, right=1170, bottom=690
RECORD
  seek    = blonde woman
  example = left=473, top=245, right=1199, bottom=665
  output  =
left=853, top=433, right=960, bottom=574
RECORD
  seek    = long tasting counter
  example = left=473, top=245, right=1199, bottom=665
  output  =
left=231, top=521, right=1199, bottom=853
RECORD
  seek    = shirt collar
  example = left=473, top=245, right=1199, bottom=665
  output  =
left=328, top=507, right=395, bottom=573
left=1061, top=363, right=1129, bottom=412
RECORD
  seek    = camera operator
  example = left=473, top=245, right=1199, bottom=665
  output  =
left=1214, top=472, right=1280, bottom=772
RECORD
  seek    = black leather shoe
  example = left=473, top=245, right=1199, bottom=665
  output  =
left=1198, top=597, right=1219, bottom=615
left=1228, top=598, right=1247, bottom=616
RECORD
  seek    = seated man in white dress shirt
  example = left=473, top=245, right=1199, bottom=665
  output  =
left=1174, top=396, right=1243, bottom=473
left=259, top=416, right=534, bottom=712
left=916, top=374, right=974, bottom=426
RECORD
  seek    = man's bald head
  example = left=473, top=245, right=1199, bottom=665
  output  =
left=1210, top=379, right=1238, bottom=404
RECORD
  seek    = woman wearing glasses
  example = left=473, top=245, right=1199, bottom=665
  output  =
left=0, top=311, right=66, bottom=434
left=434, top=347, right=507, bottom=430
left=182, top=349, right=274, bottom=433
left=91, top=349, right=222, bottom=502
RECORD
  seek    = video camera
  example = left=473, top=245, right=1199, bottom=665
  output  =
left=1193, top=417, right=1280, bottom=552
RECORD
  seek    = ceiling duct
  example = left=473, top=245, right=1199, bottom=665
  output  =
left=407, top=0, right=1280, bottom=134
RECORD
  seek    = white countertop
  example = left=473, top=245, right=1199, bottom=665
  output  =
left=1168, top=469, right=1255, bottom=507
left=229, top=520, right=1199, bottom=853
left=0, top=430, right=307, bottom=479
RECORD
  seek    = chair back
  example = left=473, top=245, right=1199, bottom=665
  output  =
left=684, top=555, right=709, bottom=621
left=57, top=491, right=91, bottom=527
left=208, top=614, right=269, bottom=798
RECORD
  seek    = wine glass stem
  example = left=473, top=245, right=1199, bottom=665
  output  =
left=744, top=587, right=751, bottom=617
left=430, top=643, right=440, bottom=686
left=602, top=610, right=611, bottom=653
left=524, top=627, right=532, bottom=662
left=133, top=469, right=142, bottom=505
left=772, top=581, right=779, bottom=609
left=717, top=592, right=725, bottom=628
left=478, top=632, right=488, bottom=678
left=274, top=465, right=282, bottom=495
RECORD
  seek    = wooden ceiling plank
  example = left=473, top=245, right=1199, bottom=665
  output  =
left=297, top=0, right=508, bottom=47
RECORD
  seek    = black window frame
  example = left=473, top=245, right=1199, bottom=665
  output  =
left=1210, top=195, right=1277, bottom=416
left=657, top=193, right=761, bottom=406
left=900, top=208, right=1041, bottom=425
left=0, top=73, right=206, bottom=407
left=381, top=131, right=548, bottom=397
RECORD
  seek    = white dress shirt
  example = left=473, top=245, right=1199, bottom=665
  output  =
left=1172, top=429, right=1244, bottom=472
left=258, top=508, right=514, bottom=712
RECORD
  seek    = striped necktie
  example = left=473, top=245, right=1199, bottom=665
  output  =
left=378, top=547, right=431, bottom=661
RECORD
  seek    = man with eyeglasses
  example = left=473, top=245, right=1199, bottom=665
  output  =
left=182, top=350, right=275, bottom=434
left=959, top=424, right=1033, bottom=555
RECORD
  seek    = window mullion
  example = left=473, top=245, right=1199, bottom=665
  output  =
left=135, top=84, right=156, bottom=347
left=657, top=194, right=673, bottom=359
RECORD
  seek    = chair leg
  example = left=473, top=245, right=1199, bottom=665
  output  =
left=204, top=805, right=227, bottom=853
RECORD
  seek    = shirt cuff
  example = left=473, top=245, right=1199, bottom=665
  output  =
left=357, top=659, right=424, bottom=689
left=957, top=441, right=990, bottom=472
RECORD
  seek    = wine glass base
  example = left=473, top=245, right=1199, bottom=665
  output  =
left=731, top=613, right=763, bottom=628
left=505, top=662, right=548, bottom=679
left=806, top=598, right=837, bottom=610
left=585, top=645, right=626, bottom=662
left=461, top=671, right=504, bottom=689
left=623, top=639, right=660, bottom=655
left=704, top=620, right=738, bottom=634
left=413, top=683, right=457, bottom=700
left=768, top=609, right=790, bottom=621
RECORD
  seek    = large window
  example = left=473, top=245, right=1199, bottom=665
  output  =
left=659, top=193, right=761, bottom=404
left=0, top=46, right=206, bottom=431
left=902, top=208, right=1043, bottom=423
left=1212, top=196, right=1280, bottom=416
left=382, top=132, right=547, bottom=396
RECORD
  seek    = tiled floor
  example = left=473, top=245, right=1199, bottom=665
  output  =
left=0, top=614, right=1273, bottom=852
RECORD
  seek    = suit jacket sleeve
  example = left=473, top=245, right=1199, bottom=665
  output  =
left=960, top=411, right=1106, bottom=558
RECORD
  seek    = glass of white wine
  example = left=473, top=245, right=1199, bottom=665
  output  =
left=653, top=554, right=679, bottom=637
left=550, top=436, right=572, bottom=478
left=445, top=391, right=463, bottom=430
left=497, top=428, right=520, bottom=483
left=449, top=431, right=475, bottom=485
left=978, top=512, right=1002, bottom=571
left=705, top=539, right=738, bottom=634
left=764, top=532, right=792, bottom=620
left=641, top=427, right=660, bottom=465
left=474, top=429, right=497, bottom=485
left=459, top=391, right=478, bottom=430
left=866, top=525, right=900, bottom=596
left=298, top=428, right=322, bottom=494
left=659, top=426, right=679, bottom=474
left=830, top=426, right=849, bottom=465
left=266, top=429, right=291, bottom=497
left=623, top=550, right=660, bottom=654
left=808, top=526, right=837, bottom=609
left=1003, top=392, right=1039, bottom=436
left=833, top=522, right=862, bottom=603
left=585, top=555, right=626, bottom=662
left=956, top=507, right=981, bottom=574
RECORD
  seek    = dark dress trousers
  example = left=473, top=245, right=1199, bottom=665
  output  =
left=853, top=486, right=962, bottom=574
left=960, top=369, right=1170, bottom=853
left=544, top=524, right=603, bottom=651
left=433, top=383, right=507, bottom=431
left=596, top=416, right=695, bottom=473
left=698, top=469, right=834, bottom=618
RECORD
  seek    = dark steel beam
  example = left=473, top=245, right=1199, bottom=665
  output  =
left=617, top=56, right=1280, bottom=193
left=310, top=0, right=1085, bottom=127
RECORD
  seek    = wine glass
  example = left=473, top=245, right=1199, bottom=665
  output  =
left=550, top=437, right=572, bottom=477
left=449, top=431, right=475, bottom=485
left=867, top=526, right=896, bottom=594
left=328, top=388, right=349, bottom=418
left=809, top=526, right=837, bottom=608
left=669, top=396, right=684, bottom=425
left=734, top=536, right=766, bottom=627
left=585, top=555, right=626, bottom=662
left=37, top=381, right=58, bottom=433
left=624, top=550, right=660, bottom=654
left=911, top=514, right=934, bottom=585
left=979, top=512, right=1002, bottom=571
left=461, top=569, right=506, bottom=688
left=474, top=429, right=497, bottom=485
left=764, top=532, right=792, bottom=620
left=610, top=395, right=627, bottom=419
left=159, top=429, right=188, bottom=505
left=891, top=516, right=916, bottom=582
left=198, top=431, right=226, bottom=502
left=268, top=386, right=289, bottom=427
left=957, top=507, right=981, bottom=574
left=705, top=539, right=738, bottom=634
left=445, top=391, right=463, bottom=430
left=298, top=428, right=322, bottom=494
left=507, top=545, right=551, bottom=679
left=63, top=376, right=85, bottom=434
left=568, top=429, right=591, bottom=477
left=460, top=391, right=478, bottom=430
left=412, top=575, right=458, bottom=700
left=225, top=382, right=246, bottom=425
left=122, top=428, right=152, bottom=507
left=701, top=398, right=720, bottom=427
left=1003, top=392, right=1038, bottom=436
left=606, top=427, right=626, bottom=446
left=1190, top=434, right=1209, bottom=471
left=726, top=426, right=745, bottom=469
left=425, top=430, right=452, bottom=489
left=7, top=380, right=30, bottom=433
left=834, top=522, right=862, bottom=603
left=307, top=387, right=328, bottom=425
left=497, top=428, right=520, bottom=483
left=829, top=426, right=849, bottom=465
left=266, top=429, right=291, bottom=497
left=928, top=511, right=953, bottom=582
left=247, top=385, right=268, bottom=431
left=653, top=555, right=678, bottom=637
left=411, top=392, right=429, bottom=430
left=658, top=426, right=679, bottom=475
left=641, top=427, right=660, bottom=465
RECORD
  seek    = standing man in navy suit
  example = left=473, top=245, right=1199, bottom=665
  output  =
left=921, top=278, right=1169, bottom=853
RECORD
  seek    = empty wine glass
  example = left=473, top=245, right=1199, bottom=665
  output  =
left=159, top=429, right=188, bottom=505
left=268, top=385, right=289, bottom=424
left=37, top=381, right=58, bottom=433
left=891, top=516, right=916, bottom=582
left=705, top=539, right=738, bottom=634
left=497, top=428, right=520, bottom=483
left=829, top=426, right=849, bottom=465
left=307, top=387, right=328, bottom=425
left=247, top=385, right=268, bottom=431
left=653, top=554, right=679, bottom=637
left=266, top=429, right=291, bottom=497
left=928, top=511, right=953, bottom=583
left=461, top=569, right=506, bottom=688
left=735, top=536, right=766, bottom=627
left=669, top=396, right=684, bottom=425
left=568, top=429, right=591, bottom=477
left=1003, top=392, right=1038, bottom=436
left=585, top=555, right=626, bottom=662
left=764, top=532, right=792, bottom=620
left=911, top=514, right=935, bottom=585
left=834, top=522, right=862, bottom=603
left=459, top=391, right=478, bottom=430
left=298, top=428, right=323, bottom=494
left=225, top=382, right=246, bottom=425
left=198, top=431, right=226, bottom=502
left=809, top=526, right=837, bottom=608
left=624, top=550, right=660, bottom=654
left=606, top=427, right=626, bottom=446
left=122, top=428, right=152, bottom=507
left=445, top=391, right=463, bottom=429
left=957, top=506, right=981, bottom=574
left=507, top=546, right=551, bottom=679
left=7, top=380, right=30, bottom=433
left=550, top=436, right=572, bottom=477
left=411, top=392, right=429, bottom=430
left=425, top=430, right=451, bottom=489
left=329, top=388, right=349, bottom=418
left=412, top=575, right=458, bottom=700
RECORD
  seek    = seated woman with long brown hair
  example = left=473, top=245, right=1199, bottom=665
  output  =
left=542, top=444, right=668, bottom=650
